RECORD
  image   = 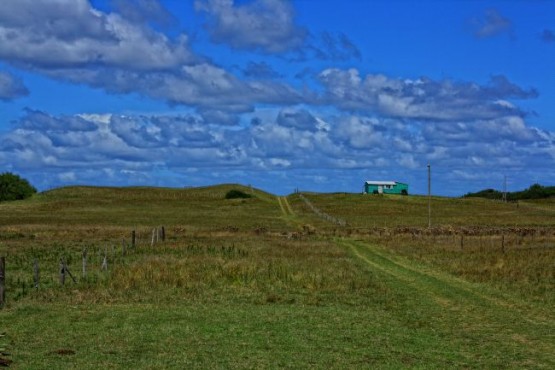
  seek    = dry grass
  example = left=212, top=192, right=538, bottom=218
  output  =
left=348, top=227, right=555, bottom=304
left=284, top=192, right=555, bottom=304
left=1, top=185, right=555, bottom=368
left=290, top=192, right=555, bottom=228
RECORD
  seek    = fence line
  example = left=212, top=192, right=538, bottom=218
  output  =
left=0, top=225, right=166, bottom=307
left=298, top=193, right=346, bottom=227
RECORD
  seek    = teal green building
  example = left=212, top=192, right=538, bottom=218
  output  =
left=364, top=181, right=409, bottom=195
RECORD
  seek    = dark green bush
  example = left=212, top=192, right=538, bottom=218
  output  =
left=463, top=183, right=555, bottom=200
left=225, top=189, right=252, bottom=199
left=0, top=172, right=37, bottom=202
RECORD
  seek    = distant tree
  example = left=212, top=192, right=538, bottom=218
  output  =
left=524, top=183, right=547, bottom=199
left=463, top=188, right=502, bottom=200
left=463, top=183, right=555, bottom=200
left=0, top=172, right=37, bottom=202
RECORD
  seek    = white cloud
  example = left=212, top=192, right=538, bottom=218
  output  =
left=1, top=108, right=554, bottom=194
left=398, top=155, right=419, bottom=169
left=318, top=68, right=536, bottom=121
left=0, top=0, right=306, bottom=117
left=195, top=0, right=306, bottom=53
left=470, top=9, right=513, bottom=39
left=0, top=71, right=29, bottom=101
left=0, top=0, right=196, bottom=71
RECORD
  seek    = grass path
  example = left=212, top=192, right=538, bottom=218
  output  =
left=277, top=196, right=294, bottom=217
left=339, top=238, right=555, bottom=367
left=277, top=196, right=287, bottom=216
left=277, top=196, right=301, bottom=229
left=282, top=197, right=295, bottom=216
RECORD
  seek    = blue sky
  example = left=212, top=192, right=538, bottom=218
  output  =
left=1, top=0, right=554, bottom=195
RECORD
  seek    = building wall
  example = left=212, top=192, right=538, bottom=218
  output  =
left=365, top=182, right=408, bottom=195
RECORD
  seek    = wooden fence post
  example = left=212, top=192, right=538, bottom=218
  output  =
left=59, top=258, right=66, bottom=286
left=82, top=248, right=87, bottom=278
left=161, top=226, right=166, bottom=242
left=33, top=259, right=39, bottom=289
left=60, top=258, right=76, bottom=285
left=101, top=249, right=108, bottom=271
left=151, top=228, right=156, bottom=247
left=0, top=257, right=5, bottom=307
left=132, top=230, right=136, bottom=249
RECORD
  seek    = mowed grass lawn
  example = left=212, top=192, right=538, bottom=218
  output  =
left=1, top=186, right=554, bottom=368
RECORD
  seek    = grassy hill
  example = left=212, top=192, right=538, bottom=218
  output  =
left=0, top=185, right=554, bottom=368
left=289, top=192, right=555, bottom=228
left=0, top=184, right=286, bottom=231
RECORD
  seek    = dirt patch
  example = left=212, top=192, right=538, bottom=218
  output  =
left=52, top=348, right=76, bottom=356
left=0, top=357, right=12, bottom=367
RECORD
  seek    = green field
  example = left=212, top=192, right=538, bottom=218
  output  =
left=1, top=185, right=554, bottom=368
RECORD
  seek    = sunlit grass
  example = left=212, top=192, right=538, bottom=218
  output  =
left=1, top=185, right=554, bottom=368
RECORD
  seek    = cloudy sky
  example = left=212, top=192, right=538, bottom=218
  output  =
left=1, top=0, right=554, bottom=195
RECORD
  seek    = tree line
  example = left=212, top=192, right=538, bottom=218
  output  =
left=463, top=183, right=555, bottom=201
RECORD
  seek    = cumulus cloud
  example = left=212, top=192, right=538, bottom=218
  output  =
left=1, top=108, right=554, bottom=193
left=195, top=0, right=361, bottom=61
left=113, top=0, right=178, bottom=27
left=0, top=71, right=29, bottom=101
left=18, top=109, right=97, bottom=131
left=470, top=9, right=513, bottom=39
left=0, top=0, right=307, bottom=119
left=195, top=0, right=306, bottom=53
left=276, top=108, right=319, bottom=131
left=0, top=0, right=197, bottom=71
left=318, top=68, right=537, bottom=120
left=422, top=116, right=546, bottom=145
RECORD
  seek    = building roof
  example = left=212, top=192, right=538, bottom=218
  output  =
left=365, top=181, right=397, bottom=186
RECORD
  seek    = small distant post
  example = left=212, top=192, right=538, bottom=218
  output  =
left=132, top=230, right=136, bottom=249
left=59, top=258, right=66, bottom=286
left=161, top=226, right=166, bottom=242
left=33, top=258, right=40, bottom=288
left=503, top=175, right=507, bottom=203
left=427, top=163, right=431, bottom=228
left=0, top=257, right=5, bottom=307
left=101, top=249, right=108, bottom=271
left=82, top=248, right=87, bottom=278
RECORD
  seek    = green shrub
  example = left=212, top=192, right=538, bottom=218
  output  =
left=225, top=189, right=252, bottom=199
left=464, top=184, right=555, bottom=200
left=0, top=172, right=37, bottom=202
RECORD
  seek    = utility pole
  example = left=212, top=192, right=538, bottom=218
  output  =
left=503, top=175, right=507, bottom=203
left=427, top=163, right=431, bottom=228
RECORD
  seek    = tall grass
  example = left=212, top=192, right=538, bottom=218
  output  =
left=352, top=227, right=555, bottom=303
left=2, top=185, right=555, bottom=368
left=1, top=185, right=553, bottom=306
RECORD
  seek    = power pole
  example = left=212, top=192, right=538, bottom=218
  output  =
left=503, top=175, right=507, bottom=203
left=427, top=163, right=431, bottom=228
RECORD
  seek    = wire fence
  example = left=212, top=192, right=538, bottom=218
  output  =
left=298, top=193, right=346, bottom=227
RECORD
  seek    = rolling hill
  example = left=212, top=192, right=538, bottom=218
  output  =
left=0, top=185, right=554, bottom=368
